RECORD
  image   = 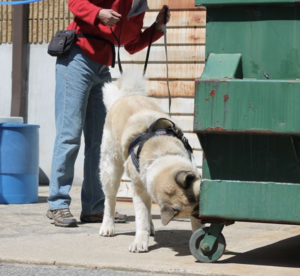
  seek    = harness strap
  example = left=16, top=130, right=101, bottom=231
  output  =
left=128, top=118, right=193, bottom=172
left=130, top=129, right=179, bottom=172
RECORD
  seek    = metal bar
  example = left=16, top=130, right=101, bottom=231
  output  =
left=200, top=224, right=224, bottom=252
left=11, top=4, right=29, bottom=120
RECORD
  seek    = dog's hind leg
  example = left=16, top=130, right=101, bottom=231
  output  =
left=129, top=184, right=153, bottom=253
left=99, top=132, right=124, bottom=237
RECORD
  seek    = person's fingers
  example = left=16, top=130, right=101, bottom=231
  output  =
left=110, top=15, right=120, bottom=23
left=111, top=10, right=122, bottom=18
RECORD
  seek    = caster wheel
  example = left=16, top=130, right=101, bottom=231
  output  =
left=189, top=227, right=226, bottom=263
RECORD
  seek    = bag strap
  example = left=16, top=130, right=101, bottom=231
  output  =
left=76, top=33, right=116, bottom=68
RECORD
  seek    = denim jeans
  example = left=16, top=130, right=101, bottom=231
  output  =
left=48, top=46, right=111, bottom=216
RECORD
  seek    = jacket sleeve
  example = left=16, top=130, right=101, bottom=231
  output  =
left=124, top=15, right=164, bottom=55
left=68, top=0, right=103, bottom=26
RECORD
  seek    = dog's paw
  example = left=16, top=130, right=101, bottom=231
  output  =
left=128, top=238, right=148, bottom=253
left=99, top=220, right=115, bottom=237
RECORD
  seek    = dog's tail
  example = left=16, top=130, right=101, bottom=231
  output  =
left=103, top=70, right=148, bottom=111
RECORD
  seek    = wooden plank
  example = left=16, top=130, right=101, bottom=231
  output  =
left=152, top=97, right=194, bottom=114
left=147, top=80, right=196, bottom=97
left=118, top=45, right=205, bottom=62
left=143, top=10, right=206, bottom=27
left=110, top=64, right=204, bottom=79
left=151, top=28, right=205, bottom=45
left=193, top=150, right=203, bottom=167
left=171, top=115, right=195, bottom=132
left=112, top=80, right=196, bottom=98
left=184, top=133, right=202, bottom=150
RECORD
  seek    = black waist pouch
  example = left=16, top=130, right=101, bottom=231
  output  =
left=47, top=30, right=76, bottom=57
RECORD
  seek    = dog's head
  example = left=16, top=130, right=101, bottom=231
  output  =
left=146, top=156, right=200, bottom=226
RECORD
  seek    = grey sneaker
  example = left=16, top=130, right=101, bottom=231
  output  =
left=46, top=208, right=77, bottom=227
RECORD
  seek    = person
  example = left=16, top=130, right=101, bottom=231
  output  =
left=46, top=0, right=171, bottom=227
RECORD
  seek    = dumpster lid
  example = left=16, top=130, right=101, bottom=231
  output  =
left=195, top=0, right=300, bottom=6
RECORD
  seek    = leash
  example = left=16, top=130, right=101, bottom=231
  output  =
left=111, top=8, right=171, bottom=115
left=110, top=18, right=123, bottom=74
left=144, top=7, right=171, bottom=116
left=162, top=7, right=171, bottom=116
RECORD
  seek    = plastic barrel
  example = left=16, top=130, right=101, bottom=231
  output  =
left=0, top=123, right=40, bottom=204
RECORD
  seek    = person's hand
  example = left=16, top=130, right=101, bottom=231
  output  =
left=97, top=9, right=121, bottom=27
left=156, top=5, right=170, bottom=32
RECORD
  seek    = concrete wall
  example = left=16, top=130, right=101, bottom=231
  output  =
left=0, top=44, right=12, bottom=117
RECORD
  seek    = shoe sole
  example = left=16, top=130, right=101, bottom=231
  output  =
left=53, top=221, right=78, bottom=227
left=47, top=210, right=77, bottom=227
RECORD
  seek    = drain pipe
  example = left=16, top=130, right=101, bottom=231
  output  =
left=11, top=4, right=29, bottom=122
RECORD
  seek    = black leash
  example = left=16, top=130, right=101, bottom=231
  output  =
left=163, top=7, right=171, bottom=116
left=110, top=18, right=123, bottom=74
left=143, top=24, right=155, bottom=76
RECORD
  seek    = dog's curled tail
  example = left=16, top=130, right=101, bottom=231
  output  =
left=102, top=70, right=148, bottom=111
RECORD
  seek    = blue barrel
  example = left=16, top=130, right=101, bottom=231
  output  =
left=0, top=123, right=40, bottom=204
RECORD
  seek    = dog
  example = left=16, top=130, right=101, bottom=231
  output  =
left=99, top=70, right=201, bottom=252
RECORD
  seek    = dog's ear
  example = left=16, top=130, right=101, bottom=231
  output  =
left=175, top=171, right=196, bottom=190
left=160, top=204, right=179, bottom=226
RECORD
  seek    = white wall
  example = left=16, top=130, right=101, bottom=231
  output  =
left=0, top=44, right=12, bottom=117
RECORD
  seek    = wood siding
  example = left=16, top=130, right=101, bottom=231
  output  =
left=0, top=1, right=13, bottom=44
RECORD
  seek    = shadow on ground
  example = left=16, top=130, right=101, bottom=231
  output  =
left=221, top=234, right=300, bottom=268
left=38, top=196, right=48, bottom=203
left=119, top=229, right=192, bottom=257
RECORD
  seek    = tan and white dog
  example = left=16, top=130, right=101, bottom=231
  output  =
left=99, top=70, right=201, bottom=252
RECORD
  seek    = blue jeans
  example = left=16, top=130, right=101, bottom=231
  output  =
left=48, top=46, right=111, bottom=216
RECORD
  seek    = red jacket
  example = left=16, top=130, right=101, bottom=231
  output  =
left=67, top=0, right=164, bottom=66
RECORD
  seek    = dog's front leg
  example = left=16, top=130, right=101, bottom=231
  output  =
left=129, top=189, right=152, bottom=253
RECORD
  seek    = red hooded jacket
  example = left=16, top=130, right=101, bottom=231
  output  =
left=67, top=0, right=164, bottom=66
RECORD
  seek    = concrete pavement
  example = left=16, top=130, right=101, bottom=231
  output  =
left=0, top=185, right=299, bottom=276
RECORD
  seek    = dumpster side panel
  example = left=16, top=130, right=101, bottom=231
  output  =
left=194, top=80, right=300, bottom=134
left=200, top=180, right=300, bottom=224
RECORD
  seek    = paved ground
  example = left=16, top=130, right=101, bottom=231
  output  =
left=0, top=185, right=299, bottom=276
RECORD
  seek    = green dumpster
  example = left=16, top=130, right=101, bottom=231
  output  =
left=190, top=0, right=300, bottom=263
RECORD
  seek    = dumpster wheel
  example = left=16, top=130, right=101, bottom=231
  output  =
left=189, top=227, right=226, bottom=263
